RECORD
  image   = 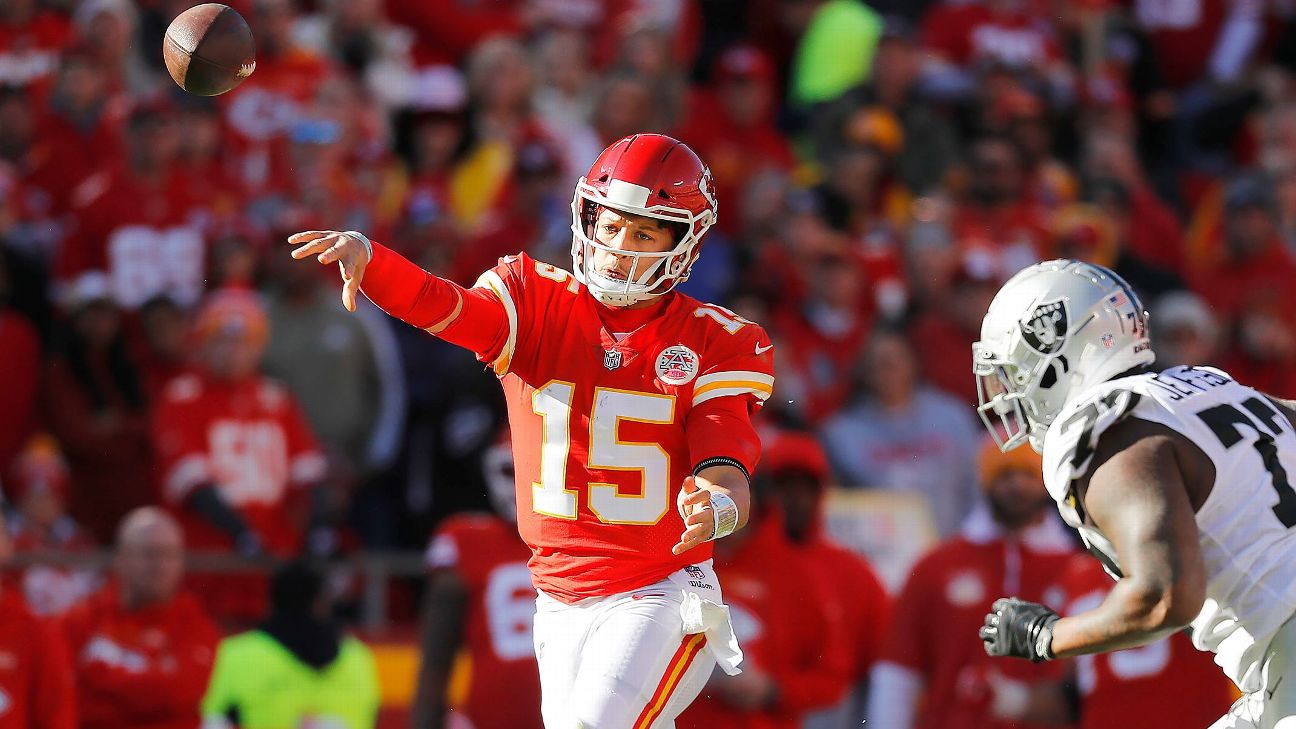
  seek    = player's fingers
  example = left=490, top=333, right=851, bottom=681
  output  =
left=342, top=271, right=360, bottom=312
left=287, top=230, right=333, bottom=244
left=682, top=488, right=710, bottom=507
left=684, top=509, right=713, bottom=528
left=289, top=238, right=334, bottom=260
left=681, top=475, right=698, bottom=493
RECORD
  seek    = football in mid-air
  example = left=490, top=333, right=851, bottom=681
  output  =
left=163, top=3, right=256, bottom=96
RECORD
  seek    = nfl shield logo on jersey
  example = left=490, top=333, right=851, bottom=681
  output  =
left=655, top=345, right=699, bottom=385
left=603, top=349, right=622, bottom=371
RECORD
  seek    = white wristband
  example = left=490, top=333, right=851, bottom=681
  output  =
left=343, top=230, right=373, bottom=262
left=708, top=491, right=740, bottom=541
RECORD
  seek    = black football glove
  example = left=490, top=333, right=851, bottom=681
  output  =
left=980, top=597, right=1060, bottom=663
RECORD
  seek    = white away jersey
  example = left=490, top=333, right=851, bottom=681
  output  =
left=1042, top=365, right=1296, bottom=692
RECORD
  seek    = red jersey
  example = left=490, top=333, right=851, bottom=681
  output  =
left=425, top=514, right=542, bottom=729
left=61, top=587, right=219, bottom=729
left=0, top=591, right=75, bottom=729
left=0, top=11, right=71, bottom=95
left=59, top=165, right=205, bottom=310
left=880, top=529, right=1076, bottom=729
left=921, top=2, right=1061, bottom=70
left=797, top=538, right=889, bottom=683
left=476, top=254, right=773, bottom=601
left=679, top=514, right=851, bottom=729
left=10, top=517, right=99, bottom=617
left=152, top=372, right=327, bottom=553
left=1058, top=557, right=1234, bottom=729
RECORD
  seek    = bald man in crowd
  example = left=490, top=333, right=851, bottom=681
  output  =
left=61, top=507, right=220, bottom=729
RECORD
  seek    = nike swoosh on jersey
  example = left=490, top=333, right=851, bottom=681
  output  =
left=754, top=343, right=774, bottom=355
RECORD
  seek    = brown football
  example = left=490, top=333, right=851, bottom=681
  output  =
left=163, top=3, right=256, bottom=96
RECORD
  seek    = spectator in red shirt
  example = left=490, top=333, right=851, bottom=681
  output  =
left=908, top=252, right=1002, bottom=408
left=0, top=513, right=77, bottom=729
left=676, top=45, right=796, bottom=235
left=950, top=134, right=1048, bottom=279
left=152, top=288, right=331, bottom=621
left=58, top=96, right=206, bottom=311
left=866, top=441, right=1076, bottom=729
left=1188, top=173, right=1296, bottom=336
left=43, top=272, right=155, bottom=544
left=7, top=435, right=99, bottom=617
left=678, top=488, right=851, bottom=729
left=0, top=0, right=72, bottom=97
left=61, top=507, right=219, bottom=729
left=764, top=431, right=890, bottom=728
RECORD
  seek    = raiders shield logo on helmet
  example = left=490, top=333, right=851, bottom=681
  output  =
left=1020, top=300, right=1068, bottom=355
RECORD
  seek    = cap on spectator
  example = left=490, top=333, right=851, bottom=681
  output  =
left=764, top=431, right=831, bottom=484
left=516, top=139, right=562, bottom=177
left=714, top=44, right=774, bottom=85
left=11, top=434, right=70, bottom=504
left=407, top=65, right=468, bottom=114
left=978, top=439, right=1042, bottom=487
left=845, top=107, right=904, bottom=156
left=1224, top=173, right=1278, bottom=213
left=1153, top=291, right=1219, bottom=341
left=193, top=288, right=269, bottom=346
left=61, top=270, right=115, bottom=312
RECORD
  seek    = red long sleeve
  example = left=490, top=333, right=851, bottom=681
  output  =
left=363, top=241, right=510, bottom=363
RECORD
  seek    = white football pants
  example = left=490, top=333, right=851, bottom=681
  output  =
left=532, top=560, right=741, bottom=729
left=1212, top=614, right=1296, bottom=729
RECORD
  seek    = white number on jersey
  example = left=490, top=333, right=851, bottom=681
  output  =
left=106, top=225, right=204, bottom=309
left=693, top=304, right=753, bottom=334
left=484, top=563, right=537, bottom=661
left=208, top=420, right=289, bottom=504
left=530, top=381, right=674, bottom=525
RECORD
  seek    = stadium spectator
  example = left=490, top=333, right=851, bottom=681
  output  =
left=7, top=435, right=98, bottom=617
left=764, top=431, right=890, bottom=728
left=71, top=0, right=152, bottom=96
left=820, top=327, right=981, bottom=536
left=1149, top=291, right=1223, bottom=369
left=950, top=134, right=1048, bottom=279
left=43, top=271, right=154, bottom=543
left=531, top=28, right=602, bottom=180
left=135, top=294, right=192, bottom=400
left=1058, top=555, right=1235, bottom=729
left=1188, top=173, right=1296, bottom=336
left=1048, top=203, right=1183, bottom=302
left=411, top=431, right=541, bottom=729
left=61, top=507, right=219, bottom=729
left=0, top=0, right=72, bottom=96
left=676, top=44, right=796, bottom=234
left=57, top=96, right=205, bottom=311
left=1079, top=134, right=1187, bottom=275
left=202, top=560, right=380, bottom=729
left=678, top=478, right=851, bottom=729
left=0, top=511, right=77, bottom=729
left=262, top=239, right=405, bottom=485
left=866, top=441, right=1076, bottom=729
left=152, top=288, right=331, bottom=620
left=907, top=252, right=1001, bottom=407
left=0, top=246, right=40, bottom=479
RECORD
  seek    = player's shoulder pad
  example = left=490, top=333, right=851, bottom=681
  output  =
left=163, top=373, right=203, bottom=403
left=1042, top=375, right=1153, bottom=518
left=689, top=310, right=775, bottom=409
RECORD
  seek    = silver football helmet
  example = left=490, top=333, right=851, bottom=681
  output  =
left=973, top=259, right=1154, bottom=452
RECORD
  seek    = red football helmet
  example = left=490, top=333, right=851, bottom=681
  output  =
left=570, top=134, right=718, bottom=306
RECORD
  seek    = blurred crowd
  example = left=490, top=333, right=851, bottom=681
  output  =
left=1, top=0, right=1295, bottom=725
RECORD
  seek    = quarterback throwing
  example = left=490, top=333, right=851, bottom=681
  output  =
left=290, top=134, right=773, bottom=728
left=976, top=260, right=1296, bottom=729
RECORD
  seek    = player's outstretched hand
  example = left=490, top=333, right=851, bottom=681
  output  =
left=673, top=476, right=716, bottom=555
left=288, top=230, right=371, bottom=312
left=980, top=597, right=1060, bottom=662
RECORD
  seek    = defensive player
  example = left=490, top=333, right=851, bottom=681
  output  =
left=289, top=134, right=772, bottom=728
left=974, top=259, right=1296, bottom=728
